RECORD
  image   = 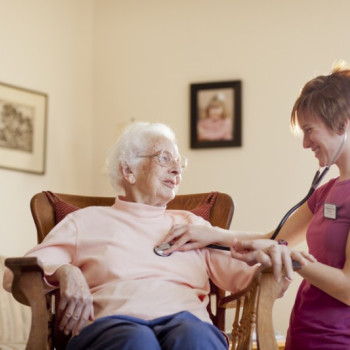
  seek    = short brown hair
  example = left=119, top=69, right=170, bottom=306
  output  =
left=291, top=63, right=350, bottom=132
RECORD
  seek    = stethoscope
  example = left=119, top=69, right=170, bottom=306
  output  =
left=270, top=131, right=347, bottom=239
left=154, top=243, right=229, bottom=257
left=154, top=132, right=348, bottom=257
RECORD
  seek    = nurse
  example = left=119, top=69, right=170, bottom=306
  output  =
left=163, top=63, right=350, bottom=350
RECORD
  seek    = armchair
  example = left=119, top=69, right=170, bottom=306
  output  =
left=5, top=191, right=287, bottom=350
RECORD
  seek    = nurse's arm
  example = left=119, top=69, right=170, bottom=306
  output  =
left=267, top=202, right=313, bottom=247
left=163, top=224, right=266, bottom=254
left=296, top=229, right=350, bottom=305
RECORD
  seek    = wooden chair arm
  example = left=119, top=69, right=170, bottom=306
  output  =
left=217, top=262, right=298, bottom=350
left=219, top=259, right=301, bottom=309
left=5, top=257, right=49, bottom=350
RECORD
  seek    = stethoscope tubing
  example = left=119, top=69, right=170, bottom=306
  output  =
left=207, top=244, right=230, bottom=251
left=270, top=131, right=347, bottom=240
left=270, top=166, right=330, bottom=240
left=154, top=243, right=231, bottom=257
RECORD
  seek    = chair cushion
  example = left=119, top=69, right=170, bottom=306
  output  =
left=44, top=191, right=218, bottom=223
left=45, top=191, right=81, bottom=224
left=189, top=192, right=217, bottom=221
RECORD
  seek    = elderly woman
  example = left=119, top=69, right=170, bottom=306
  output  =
left=3, top=122, right=311, bottom=350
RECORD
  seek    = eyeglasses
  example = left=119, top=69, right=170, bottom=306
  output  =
left=137, top=150, right=188, bottom=169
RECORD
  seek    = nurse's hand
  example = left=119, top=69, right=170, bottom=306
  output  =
left=48, top=265, right=94, bottom=337
left=230, top=239, right=316, bottom=282
left=160, top=224, right=228, bottom=254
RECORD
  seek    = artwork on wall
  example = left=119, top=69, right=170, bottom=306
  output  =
left=0, top=82, right=48, bottom=174
left=190, top=80, right=242, bottom=149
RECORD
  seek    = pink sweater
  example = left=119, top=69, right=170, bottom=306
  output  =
left=4, top=197, right=254, bottom=324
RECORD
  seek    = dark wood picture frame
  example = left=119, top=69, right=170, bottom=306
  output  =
left=190, top=80, right=242, bottom=149
left=0, top=82, right=48, bottom=174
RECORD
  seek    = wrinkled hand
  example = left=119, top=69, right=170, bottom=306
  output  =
left=159, top=224, right=219, bottom=254
left=230, top=239, right=316, bottom=282
left=52, top=265, right=94, bottom=337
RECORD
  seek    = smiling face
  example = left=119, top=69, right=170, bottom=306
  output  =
left=299, top=114, right=345, bottom=167
left=208, top=106, right=224, bottom=121
left=122, top=136, right=183, bottom=206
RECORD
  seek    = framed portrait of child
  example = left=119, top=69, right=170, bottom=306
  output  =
left=190, top=80, right=241, bottom=149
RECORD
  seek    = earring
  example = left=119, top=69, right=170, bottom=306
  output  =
left=128, top=174, right=136, bottom=184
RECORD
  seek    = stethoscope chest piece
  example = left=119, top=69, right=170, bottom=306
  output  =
left=154, top=243, right=172, bottom=257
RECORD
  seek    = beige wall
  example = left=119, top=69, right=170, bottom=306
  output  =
left=0, top=0, right=95, bottom=255
left=0, top=0, right=348, bottom=337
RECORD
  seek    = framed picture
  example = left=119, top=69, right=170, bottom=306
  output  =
left=190, top=80, right=242, bottom=149
left=0, top=82, right=48, bottom=174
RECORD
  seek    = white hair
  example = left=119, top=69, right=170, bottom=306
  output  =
left=106, top=122, right=178, bottom=193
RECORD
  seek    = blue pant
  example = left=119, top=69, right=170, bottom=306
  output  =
left=67, top=311, right=228, bottom=350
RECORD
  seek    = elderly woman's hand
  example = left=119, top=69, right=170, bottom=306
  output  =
left=230, top=239, right=316, bottom=282
left=50, top=265, right=94, bottom=337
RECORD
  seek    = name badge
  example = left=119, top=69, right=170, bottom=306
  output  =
left=324, top=203, right=337, bottom=219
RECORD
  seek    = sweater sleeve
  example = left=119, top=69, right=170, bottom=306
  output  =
left=186, top=211, right=256, bottom=294
left=25, top=214, right=78, bottom=277
left=3, top=214, right=78, bottom=293
left=204, top=249, right=256, bottom=294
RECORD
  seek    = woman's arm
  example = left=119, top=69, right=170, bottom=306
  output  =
left=295, top=230, right=350, bottom=305
left=4, top=262, right=94, bottom=336
left=162, top=224, right=267, bottom=254
left=267, top=202, right=313, bottom=247
left=230, top=238, right=316, bottom=282
left=46, top=265, right=94, bottom=336
left=162, top=201, right=313, bottom=254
